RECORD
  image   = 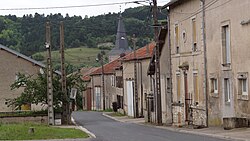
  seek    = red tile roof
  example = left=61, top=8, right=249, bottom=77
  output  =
left=90, top=58, right=121, bottom=76
left=80, top=67, right=98, bottom=81
left=121, top=42, right=155, bottom=61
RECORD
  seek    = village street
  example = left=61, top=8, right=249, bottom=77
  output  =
left=72, top=111, right=231, bottom=141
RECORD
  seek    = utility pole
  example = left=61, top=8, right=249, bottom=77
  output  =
left=101, top=54, right=105, bottom=111
left=60, top=21, right=70, bottom=125
left=45, top=22, right=54, bottom=125
left=97, top=51, right=105, bottom=110
left=152, top=0, right=162, bottom=125
left=201, top=0, right=208, bottom=127
left=132, top=34, right=139, bottom=118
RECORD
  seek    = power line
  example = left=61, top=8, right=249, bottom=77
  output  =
left=0, top=1, right=147, bottom=11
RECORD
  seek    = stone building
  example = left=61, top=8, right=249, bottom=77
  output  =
left=206, top=0, right=250, bottom=128
left=163, top=0, right=250, bottom=128
left=121, top=42, right=155, bottom=118
left=89, top=59, right=121, bottom=110
left=0, top=44, right=46, bottom=112
left=163, top=0, right=207, bottom=127
left=147, top=27, right=171, bottom=125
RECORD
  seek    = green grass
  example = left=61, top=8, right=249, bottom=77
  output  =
left=108, top=112, right=126, bottom=117
left=33, top=46, right=109, bottom=67
left=0, top=123, right=88, bottom=140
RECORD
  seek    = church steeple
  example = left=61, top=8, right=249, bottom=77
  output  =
left=115, top=13, right=129, bottom=50
left=109, top=13, right=131, bottom=62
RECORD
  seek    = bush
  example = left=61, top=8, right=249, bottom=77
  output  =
left=32, top=53, right=44, bottom=61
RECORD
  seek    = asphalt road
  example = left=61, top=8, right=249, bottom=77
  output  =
left=72, top=111, right=230, bottom=141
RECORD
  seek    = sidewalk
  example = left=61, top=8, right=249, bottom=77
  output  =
left=103, top=112, right=250, bottom=141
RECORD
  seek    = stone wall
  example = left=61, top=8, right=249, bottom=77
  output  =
left=0, top=116, right=48, bottom=124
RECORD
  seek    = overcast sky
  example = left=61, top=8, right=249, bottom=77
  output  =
left=0, top=0, right=169, bottom=17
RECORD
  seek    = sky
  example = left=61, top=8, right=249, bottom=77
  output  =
left=0, top=0, right=170, bottom=17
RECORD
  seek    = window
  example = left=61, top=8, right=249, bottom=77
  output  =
left=211, top=78, right=218, bottom=94
left=238, top=78, right=248, bottom=96
left=111, top=75, right=116, bottom=87
left=116, top=76, right=123, bottom=88
left=150, top=99, right=154, bottom=112
left=176, top=74, right=181, bottom=101
left=167, top=78, right=171, bottom=90
left=222, top=25, right=231, bottom=65
left=193, top=73, right=199, bottom=103
left=224, top=78, right=230, bottom=102
left=192, top=18, right=197, bottom=51
left=175, top=24, right=179, bottom=54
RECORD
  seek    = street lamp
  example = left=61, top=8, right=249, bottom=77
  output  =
left=96, top=51, right=106, bottom=110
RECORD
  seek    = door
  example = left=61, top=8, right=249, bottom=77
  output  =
left=127, top=80, right=134, bottom=117
left=95, top=87, right=101, bottom=110
left=184, top=71, right=190, bottom=123
left=86, top=88, right=92, bottom=110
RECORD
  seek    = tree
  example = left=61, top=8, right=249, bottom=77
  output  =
left=6, top=71, right=85, bottom=111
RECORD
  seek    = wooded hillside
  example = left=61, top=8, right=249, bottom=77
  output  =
left=0, top=6, right=167, bottom=56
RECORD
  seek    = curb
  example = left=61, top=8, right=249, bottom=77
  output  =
left=102, top=113, right=246, bottom=141
left=102, top=113, right=125, bottom=122
left=71, top=117, right=96, bottom=138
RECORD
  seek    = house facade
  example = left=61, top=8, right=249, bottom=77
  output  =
left=90, top=59, right=121, bottom=110
left=147, top=27, right=172, bottom=125
left=206, top=0, right=250, bottom=127
left=0, top=44, right=46, bottom=112
left=81, top=67, right=98, bottom=111
left=122, top=43, right=155, bottom=118
left=163, top=0, right=250, bottom=128
left=164, top=0, right=207, bottom=127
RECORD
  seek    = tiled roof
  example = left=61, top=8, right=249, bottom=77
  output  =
left=121, top=42, right=155, bottom=61
left=90, top=59, right=121, bottom=76
left=80, top=67, right=99, bottom=81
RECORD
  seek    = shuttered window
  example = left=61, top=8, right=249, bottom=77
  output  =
left=175, top=24, right=179, bottom=54
left=192, top=18, right=197, bottom=51
left=193, top=73, right=199, bottom=103
left=176, top=74, right=181, bottom=101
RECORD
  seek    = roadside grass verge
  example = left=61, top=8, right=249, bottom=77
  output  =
left=107, top=112, right=126, bottom=117
left=0, top=123, right=88, bottom=140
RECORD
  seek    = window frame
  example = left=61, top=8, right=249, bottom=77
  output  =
left=221, top=21, right=231, bottom=66
left=237, top=72, right=248, bottom=97
left=211, top=78, right=218, bottom=94
left=224, top=78, right=231, bottom=103
left=191, top=17, right=197, bottom=52
left=174, top=24, right=180, bottom=54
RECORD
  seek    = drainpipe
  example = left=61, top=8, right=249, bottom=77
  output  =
left=201, top=0, right=208, bottom=127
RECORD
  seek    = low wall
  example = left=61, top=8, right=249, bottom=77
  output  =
left=0, top=115, right=48, bottom=124
left=223, top=117, right=250, bottom=130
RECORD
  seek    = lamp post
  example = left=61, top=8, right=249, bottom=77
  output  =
left=96, top=51, right=106, bottom=110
